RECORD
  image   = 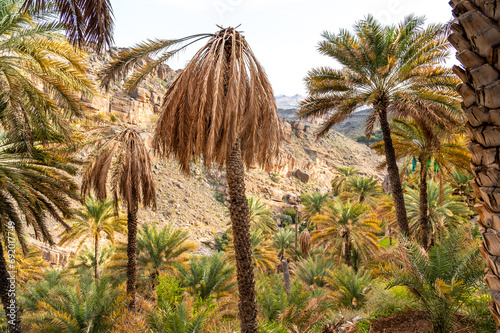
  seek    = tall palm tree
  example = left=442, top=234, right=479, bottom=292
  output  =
left=22, top=0, right=114, bottom=50
left=227, top=230, right=279, bottom=272
left=372, top=119, right=470, bottom=249
left=344, top=176, right=382, bottom=205
left=59, top=196, right=126, bottom=279
left=300, top=192, right=329, bottom=225
left=299, top=15, right=462, bottom=236
left=448, top=2, right=500, bottom=324
left=313, top=199, right=381, bottom=267
left=101, top=27, right=281, bottom=332
left=331, top=166, right=359, bottom=194
left=82, top=127, right=156, bottom=311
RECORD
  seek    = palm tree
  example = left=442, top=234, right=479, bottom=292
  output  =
left=300, top=192, right=329, bottom=225
left=299, top=16, right=462, bottom=236
left=372, top=119, right=470, bottom=249
left=313, top=199, right=381, bottom=267
left=22, top=0, right=114, bottom=50
left=293, top=255, right=335, bottom=288
left=273, top=228, right=295, bottom=260
left=0, top=139, right=79, bottom=332
left=22, top=272, right=125, bottom=333
left=448, top=3, right=500, bottom=323
left=175, top=252, right=237, bottom=301
left=137, top=224, right=194, bottom=291
left=101, top=27, right=281, bottom=332
left=247, top=197, right=276, bottom=235
left=405, top=180, right=472, bottom=245
left=0, top=0, right=94, bottom=151
left=344, top=176, right=382, bottom=205
left=82, top=127, right=156, bottom=311
left=384, top=232, right=484, bottom=333
left=325, top=265, right=372, bottom=309
left=66, top=244, right=115, bottom=277
left=331, top=166, right=359, bottom=194
left=59, top=196, right=126, bottom=279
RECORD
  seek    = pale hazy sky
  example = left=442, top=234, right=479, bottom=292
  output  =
left=111, top=0, right=454, bottom=96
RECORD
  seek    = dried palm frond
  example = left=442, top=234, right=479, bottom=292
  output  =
left=153, top=28, right=282, bottom=173
left=299, top=230, right=311, bottom=258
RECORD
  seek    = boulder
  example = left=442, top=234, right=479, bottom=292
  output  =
left=131, top=87, right=151, bottom=103
left=295, top=169, right=310, bottom=183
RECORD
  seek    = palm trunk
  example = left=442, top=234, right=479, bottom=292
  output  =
left=127, top=206, right=138, bottom=311
left=281, top=259, right=291, bottom=296
left=419, top=156, right=430, bottom=251
left=378, top=107, right=410, bottom=235
left=344, top=237, right=351, bottom=267
left=226, top=139, right=257, bottom=333
left=449, top=1, right=500, bottom=329
left=0, top=242, right=21, bottom=333
left=294, top=206, right=298, bottom=255
left=94, top=233, right=99, bottom=280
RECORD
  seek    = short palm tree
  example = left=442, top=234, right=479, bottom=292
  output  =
left=101, top=27, right=281, bottom=332
left=405, top=180, right=472, bottom=245
left=66, top=244, right=115, bottom=277
left=299, top=15, right=462, bottom=236
left=385, top=232, right=484, bottom=333
left=300, top=192, right=329, bottom=225
left=331, top=166, right=358, bottom=194
left=247, top=197, right=276, bottom=235
left=22, top=0, right=114, bottom=50
left=372, top=119, right=470, bottom=249
left=82, top=127, right=156, bottom=311
left=175, top=252, right=237, bottom=301
left=123, top=223, right=195, bottom=293
left=148, top=296, right=207, bottom=333
left=23, top=272, right=125, bottom=333
left=344, top=176, right=382, bottom=205
left=313, top=199, right=381, bottom=267
left=273, top=228, right=295, bottom=260
left=293, top=255, right=335, bottom=288
left=59, top=196, right=126, bottom=279
left=325, top=265, right=372, bottom=309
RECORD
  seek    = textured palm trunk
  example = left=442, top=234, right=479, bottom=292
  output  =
left=226, top=139, right=258, bottom=333
left=378, top=107, right=410, bottom=235
left=281, top=259, right=291, bottom=296
left=127, top=207, right=138, bottom=311
left=94, top=233, right=99, bottom=280
left=294, top=206, right=299, bottom=254
left=449, top=1, right=500, bottom=329
left=0, top=242, right=21, bottom=333
left=344, top=235, right=352, bottom=267
left=419, top=156, right=430, bottom=251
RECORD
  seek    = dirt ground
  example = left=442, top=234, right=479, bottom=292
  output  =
left=367, top=309, right=477, bottom=333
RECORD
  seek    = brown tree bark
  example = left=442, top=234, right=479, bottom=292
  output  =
left=419, top=156, right=430, bottom=251
left=344, top=235, right=352, bottom=267
left=0, top=242, right=21, bottom=333
left=378, top=106, right=410, bottom=235
left=281, top=259, right=291, bottom=296
left=226, top=139, right=258, bottom=333
left=94, top=233, right=99, bottom=280
left=449, top=1, right=500, bottom=329
left=294, top=206, right=298, bottom=255
left=127, top=207, right=138, bottom=311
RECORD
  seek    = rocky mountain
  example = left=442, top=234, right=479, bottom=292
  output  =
left=38, top=49, right=386, bottom=263
left=275, top=94, right=304, bottom=109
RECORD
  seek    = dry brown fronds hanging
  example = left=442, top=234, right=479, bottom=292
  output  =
left=153, top=28, right=282, bottom=173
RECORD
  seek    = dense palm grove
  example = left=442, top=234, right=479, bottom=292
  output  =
left=0, top=0, right=497, bottom=332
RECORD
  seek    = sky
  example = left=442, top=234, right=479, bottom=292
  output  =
left=111, top=0, right=455, bottom=96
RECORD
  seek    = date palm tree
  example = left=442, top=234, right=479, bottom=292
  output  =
left=58, top=196, right=126, bottom=279
left=100, top=27, right=281, bottom=332
left=227, top=230, right=279, bottom=272
left=22, top=0, right=114, bottom=50
left=372, top=119, right=470, bottom=249
left=331, top=166, right=358, bottom=195
left=313, top=199, right=381, bottom=267
left=300, top=192, right=329, bottom=225
left=299, top=15, right=462, bottom=236
left=82, top=127, right=156, bottom=311
left=247, top=197, right=276, bottom=236
left=344, top=176, right=383, bottom=205
left=448, top=1, right=500, bottom=325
